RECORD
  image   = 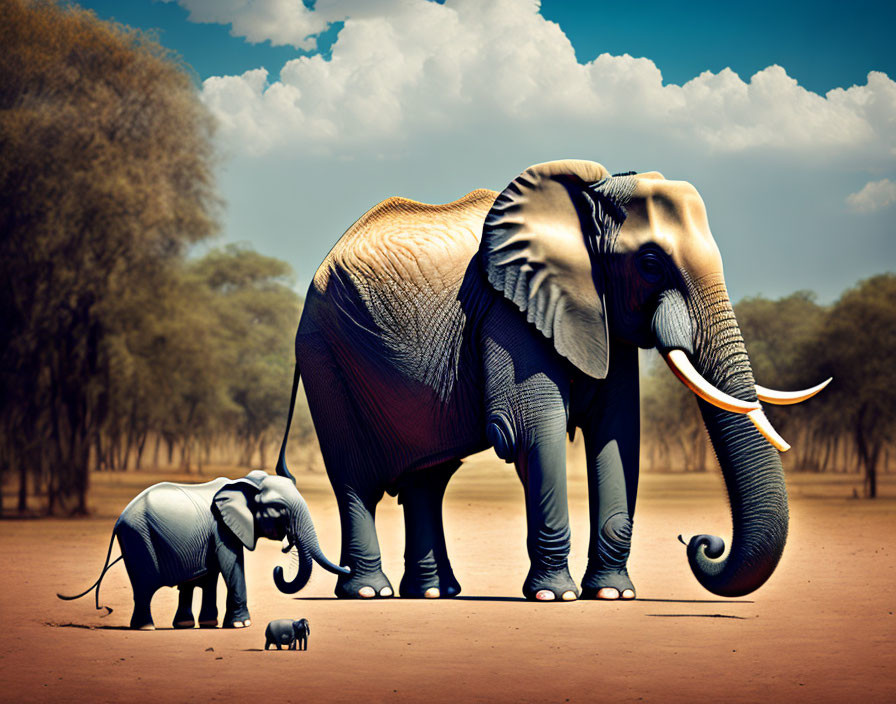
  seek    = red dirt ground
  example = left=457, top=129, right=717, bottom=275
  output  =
left=2, top=454, right=894, bottom=703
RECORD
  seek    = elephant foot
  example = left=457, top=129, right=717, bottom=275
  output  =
left=197, top=607, right=218, bottom=628
left=399, top=567, right=461, bottom=599
left=335, top=569, right=394, bottom=599
left=223, top=610, right=252, bottom=628
left=523, top=564, right=579, bottom=602
left=172, top=607, right=195, bottom=629
left=130, top=610, right=155, bottom=631
left=580, top=567, right=636, bottom=601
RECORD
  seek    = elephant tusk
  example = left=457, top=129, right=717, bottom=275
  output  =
left=746, top=409, right=791, bottom=453
left=663, top=350, right=792, bottom=452
left=755, top=378, right=832, bottom=405
left=663, top=350, right=761, bottom=414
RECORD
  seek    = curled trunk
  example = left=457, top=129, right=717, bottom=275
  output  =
left=273, top=494, right=350, bottom=594
left=661, top=276, right=789, bottom=596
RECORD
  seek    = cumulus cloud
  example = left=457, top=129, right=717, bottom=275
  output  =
left=847, top=178, right=896, bottom=213
left=194, top=0, right=896, bottom=162
left=182, top=0, right=895, bottom=302
left=164, top=0, right=421, bottom=49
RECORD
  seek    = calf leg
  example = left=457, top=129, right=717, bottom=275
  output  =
left=172, top=583, right=195, bottom=628
left=197, top=572, right=219, bottom=627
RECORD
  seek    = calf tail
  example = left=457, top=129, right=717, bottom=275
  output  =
left=57, top=529, right=121, bottom=612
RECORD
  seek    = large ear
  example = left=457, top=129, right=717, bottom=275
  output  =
left=213, top=477, right=263, bottom=550
left=481, top=159, right=614, bottom=379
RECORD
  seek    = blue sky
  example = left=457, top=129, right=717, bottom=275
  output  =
left=74, top=1, right=895, bottom=301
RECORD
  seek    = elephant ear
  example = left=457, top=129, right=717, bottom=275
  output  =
left=481, top=159, right=614, bottom=379
left=213, top=477, right=263, bottom=550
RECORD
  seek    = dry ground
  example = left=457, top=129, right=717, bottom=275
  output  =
left=1, top=454, right=894, bottom=703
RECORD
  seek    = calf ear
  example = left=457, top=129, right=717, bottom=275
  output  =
left=213, top=478, right=260, bottom=549
left=481, top=160, right=615, bottom=379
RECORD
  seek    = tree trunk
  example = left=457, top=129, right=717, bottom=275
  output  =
left=135, top=429, right=148, bottom=470
left=18, top=459, right=27, bottom=513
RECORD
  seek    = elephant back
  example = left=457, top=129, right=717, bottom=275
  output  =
left=311, top=189, right=497, bottom=295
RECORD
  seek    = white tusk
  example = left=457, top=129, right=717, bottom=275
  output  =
left=755, top=378, right=832, bottom=405
left=747, top=409, right=791, bottom=452
left=663, top=350, right=761, bottom=414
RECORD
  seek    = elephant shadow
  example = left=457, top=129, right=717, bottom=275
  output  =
left=47, top=622, right=141, bottom=631
left=291, top=595, right=529, bottom=603
left=636, top=598, right=755, bottom=604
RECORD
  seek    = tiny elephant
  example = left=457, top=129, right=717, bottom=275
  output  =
left=265, top=618, right=310, bottom=650
left=58, top=470, right=348, bottom=630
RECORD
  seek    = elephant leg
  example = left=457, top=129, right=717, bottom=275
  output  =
left=515, top=424, right=578, bottom=602
left=117, top=530, right=159, bottom=630
left=214, top=534, right=250, bottom=627
left=333, top=487, right=393, bottom=599
left=173, top=582, right=196, bottom=629
left=580, top=341, right=639, bottom=600
left=481, top=300, right=577, bottom=602
left=197, top=572, right=219, bottom=627
left=299, top=338, right=393, bottom=599
left=397, top=461, right=461, bottom=599
left=128, top=585, right=156, bottom=631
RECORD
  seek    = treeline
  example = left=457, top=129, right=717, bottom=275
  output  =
left=0, top=1, right=314, bottom=514
left=641, top=276, right=896, bottom=497
left=2, top=2, right=892, bottom=515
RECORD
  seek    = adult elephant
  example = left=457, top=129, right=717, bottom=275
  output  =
left=276, top=160, right=828, bottom=602
left=58, top=470, right=348, bottom=629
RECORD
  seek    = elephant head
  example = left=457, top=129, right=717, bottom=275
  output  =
left=213, top=470, right=349, bottom=594
left=481, top=160, right=829, bottom=596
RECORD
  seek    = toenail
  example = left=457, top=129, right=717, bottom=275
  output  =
left=359, top=586, right=376, bottom=598
left=561, top=591, right=577, bottom=601
left=621, top=590, right=635, bottom=599
left=535, top=590, right=556, bottom=601
left=597, top=588, right=620, bottom=600
left=379, top=587, right=393, bottom=597
left=424, top=587, right=440, bottom=599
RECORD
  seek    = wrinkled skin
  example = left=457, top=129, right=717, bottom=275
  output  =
left=276, top=159, right=793, bottom=602
left=58, top=470, right=347, bottom=629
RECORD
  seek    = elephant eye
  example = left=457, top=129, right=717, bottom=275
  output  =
left=636, top=251, right=665, bottom=284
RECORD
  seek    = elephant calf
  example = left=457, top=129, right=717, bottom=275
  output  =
left=265, top=618, right=310, bottom=650
left=58, top=470, right=348, bottom=630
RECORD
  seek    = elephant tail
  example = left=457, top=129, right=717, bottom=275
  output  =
left=57, top=529, right=120, bottom=612
left=276, top=354, right=301, bottom=483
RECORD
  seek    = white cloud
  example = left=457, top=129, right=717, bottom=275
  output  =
left=847, top=178, right=896, bottom=213
left=194, top=0, right=896, bottom=165
left=185, top=0, right=895, bottom=302
left=164, top=0, right=421, bottom=49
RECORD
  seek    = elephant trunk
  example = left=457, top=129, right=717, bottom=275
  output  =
left=273, top=493, right=350, bottom=595
left=656, top=276, right=789, bottom=597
